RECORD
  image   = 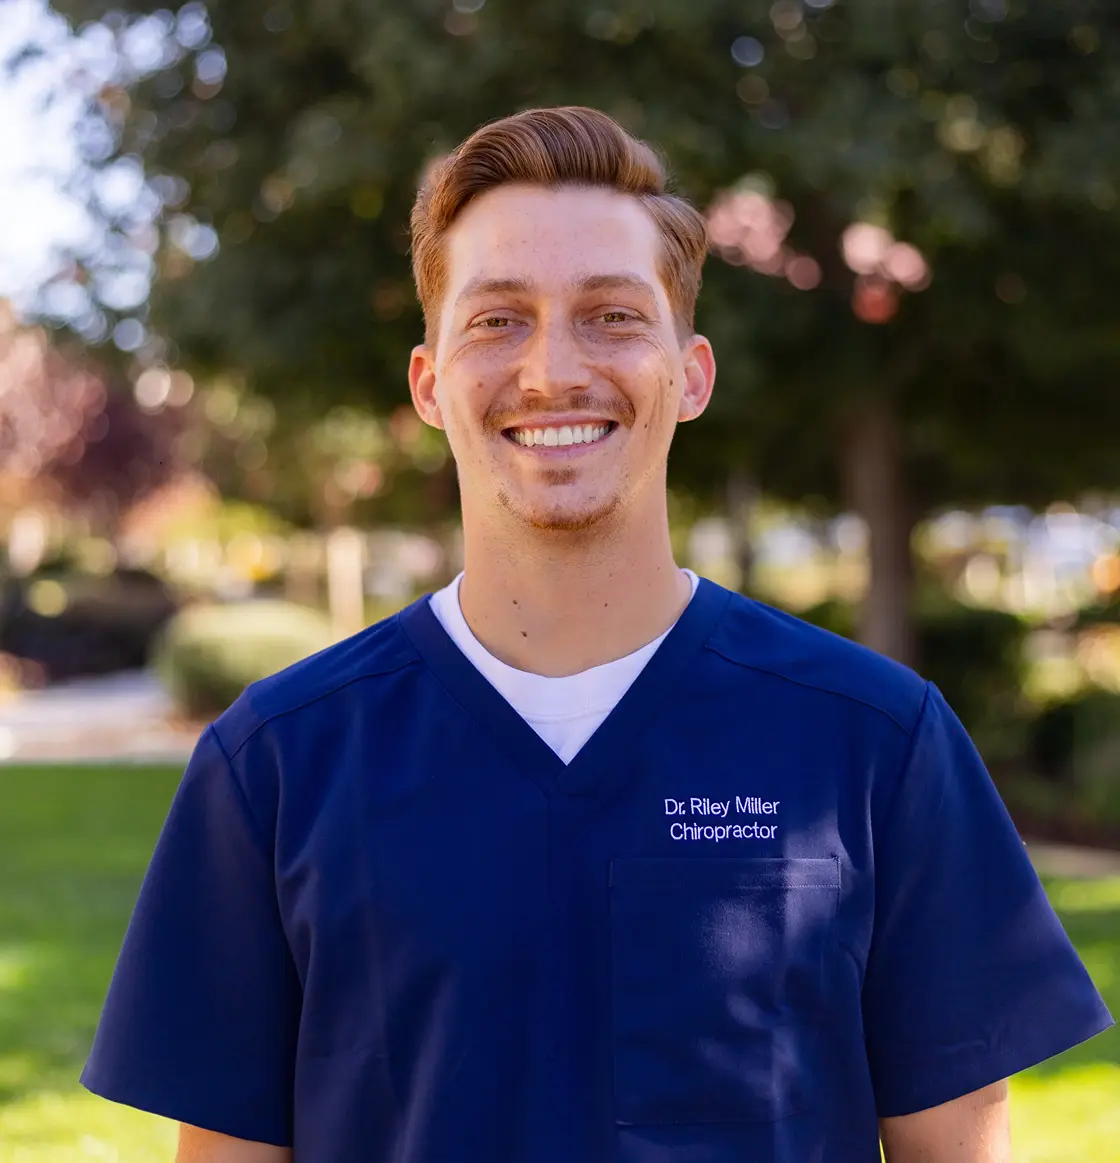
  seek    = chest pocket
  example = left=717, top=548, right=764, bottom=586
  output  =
left=609, top=856, right=840, bottom=1125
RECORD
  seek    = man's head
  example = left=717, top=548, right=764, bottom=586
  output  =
left=407, top=106, right=716, bottom=537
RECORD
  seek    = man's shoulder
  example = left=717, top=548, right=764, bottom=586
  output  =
left=213, top=600, right=422, bottom=758
left=706, top=586, right=927, bottom=737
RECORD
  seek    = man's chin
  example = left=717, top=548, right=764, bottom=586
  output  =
left=499, top=493, right=621, bottom=534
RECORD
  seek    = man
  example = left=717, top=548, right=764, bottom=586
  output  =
left=83, top=107, right=1111, bottom=1162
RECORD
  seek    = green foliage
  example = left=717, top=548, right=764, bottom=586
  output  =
left=1029, top=689, right=1120, bottom=788
left=916, top=599, right=1029, bottom=759
left=153, top=599, right=335, bottom=716
left=997, top=765, right=1120, bottom=851
left=1076, top=597, right=1120, bottom=629
left=158, top=496, right=294, bottom=543
left=41, top=0, right=1120, bottom=519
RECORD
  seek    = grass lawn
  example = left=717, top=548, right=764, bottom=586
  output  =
left=0, top=766, right=1117, bottom=1162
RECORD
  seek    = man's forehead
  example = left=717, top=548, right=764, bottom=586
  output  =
left=444, top=184, right=664, bottom=288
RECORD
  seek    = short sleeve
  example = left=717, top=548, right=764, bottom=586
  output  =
left=81, top=724, right=300, bottom=1146
left=863, top=684, right=1113, bottom=1117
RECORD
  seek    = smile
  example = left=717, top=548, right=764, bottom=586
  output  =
left=505, top=422, right=616, bottom=449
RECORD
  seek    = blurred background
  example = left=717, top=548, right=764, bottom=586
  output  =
left=0, top=1, right=1117, bottom=1159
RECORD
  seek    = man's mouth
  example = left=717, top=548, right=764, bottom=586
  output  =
left=504, top=422, right=616, bottom=449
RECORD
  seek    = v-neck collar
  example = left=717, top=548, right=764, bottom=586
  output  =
left=397, top=577, right=732, bottom=798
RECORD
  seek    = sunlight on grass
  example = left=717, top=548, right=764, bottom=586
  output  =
left=0, top=1089, right=176, bottom=1163
left=0, top=1051, right=36, bottom=1094
left=0, top=767, right=184, bottom=1162
left=1011, top=1064, right=1120, bottom=1163
left=1044, top=876, right=1120, bottom=913
left=0, top=947, right=32, bottom=993
left=0, top=765, right=1116, bottom=1160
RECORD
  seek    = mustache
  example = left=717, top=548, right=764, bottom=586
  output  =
left=484, top=392, right=636, bottom=433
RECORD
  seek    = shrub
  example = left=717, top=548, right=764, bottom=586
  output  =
left=916, top=603, right=1029, bottom=761
left=1000, top=690, right=1120, bottom=844
left=0, top=567, right=178, bottom=682
left=1028, top=689, right=1120, bottom=786
left=1075, top=596, right=1120, bottom=629
left=154, top=600, right=336, bottom=718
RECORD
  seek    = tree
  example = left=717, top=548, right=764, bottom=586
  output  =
left=38, top=0, right=1120, bottom=664
left=0, top=301, right=190, bottom=537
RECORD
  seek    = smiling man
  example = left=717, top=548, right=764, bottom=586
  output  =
left=82, top=107, right=1111, bottom=1163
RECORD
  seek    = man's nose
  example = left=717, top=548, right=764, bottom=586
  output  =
left=519, top=321, right=589, bottom=397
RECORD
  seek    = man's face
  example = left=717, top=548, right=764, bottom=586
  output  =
left=409, top=184, right=715, bottom=534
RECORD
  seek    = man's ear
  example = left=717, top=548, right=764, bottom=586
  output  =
left=408, top=345, right=444, bottom=430
left=678, top=335, right=716, bottom=423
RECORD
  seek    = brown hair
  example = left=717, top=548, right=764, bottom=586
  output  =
left=410, top=106, right=708, bottom=343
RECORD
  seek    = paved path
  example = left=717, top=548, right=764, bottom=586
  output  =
left=0, top=669, right=200, bottom=763
left=1025, top=841, right=1120, bottom=879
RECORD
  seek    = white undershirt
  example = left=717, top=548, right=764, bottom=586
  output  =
left=429, top=570, right=700, bottom=764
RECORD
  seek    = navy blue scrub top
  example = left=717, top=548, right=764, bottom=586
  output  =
left=82, top=579, right=1113, bottom=1161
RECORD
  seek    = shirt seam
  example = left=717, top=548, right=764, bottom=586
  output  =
left=863, top=681, right=933, bottom=984
left=206, top=722, right=273, bottom=856
left=222, top=649, right=420, bottom=762
left=703, top=642, right=920, bottom=736
left=877, top=681, right=934, bottom=832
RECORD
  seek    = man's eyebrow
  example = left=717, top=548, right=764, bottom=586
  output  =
left=455, top=276, right=536, bottom=307
left=574, top=273, right=658, bottom=299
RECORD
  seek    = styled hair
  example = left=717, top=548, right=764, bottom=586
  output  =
left=410, top=106, right=708, bottom=343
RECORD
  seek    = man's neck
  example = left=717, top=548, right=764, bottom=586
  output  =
left=457, top=514, right=692, bottom=678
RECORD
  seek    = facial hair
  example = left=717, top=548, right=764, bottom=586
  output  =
left=485, top=390, right=637, bottom=534
left=482, top=390, right=636, bottom=436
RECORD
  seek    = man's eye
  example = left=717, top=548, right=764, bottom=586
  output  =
left=478, top=316, right=511, bottom=329
left=600, top=311, right=633, bottom=324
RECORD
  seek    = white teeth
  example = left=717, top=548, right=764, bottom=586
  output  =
left=510, top=423, right=611, bottom=447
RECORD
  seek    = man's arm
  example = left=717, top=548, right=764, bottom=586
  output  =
left=81, top=727, right=302, bottom=1148
left=176, top=1124, right=292, bottom=1163
left=879, top=1080, right=1011, bottom=1163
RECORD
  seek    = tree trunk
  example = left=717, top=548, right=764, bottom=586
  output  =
left=725, top=467, right=758, bottom=593
left=840, top=396, right=917, bottom=668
